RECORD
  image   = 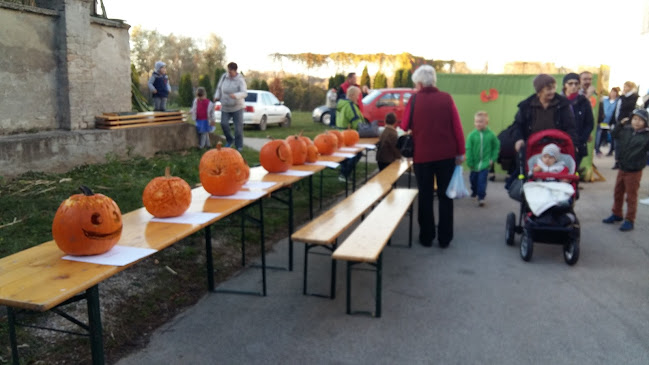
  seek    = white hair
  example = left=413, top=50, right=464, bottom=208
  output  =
left=412, top=65, right=437, bottom=87
left=346, top=85, right=360, bottom=100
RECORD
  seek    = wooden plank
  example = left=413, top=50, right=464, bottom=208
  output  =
left=95, top=111, right=183, bottom=121
left=367, top=159, right=411, bottom=186
left=332, top=189, right=418, bottom=263
left=95, top=120, right=185, bottom=130
left=95, top=115, right=185, bottom=126
left=358, top=137, right=379, bottom=145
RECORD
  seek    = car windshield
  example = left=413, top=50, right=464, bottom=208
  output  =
left=245, top=93, right=258, bottom=102
left=362, top=90, right=381, bottom=105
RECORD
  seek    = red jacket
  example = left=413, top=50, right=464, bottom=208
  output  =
left=401, top=87, right=465, bottom=163
left=340, top=81, right=364, bottom=114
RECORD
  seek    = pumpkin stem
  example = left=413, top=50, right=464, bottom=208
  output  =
left=165, top=166, right=171, bottom=178
left=216, top=142, right=222, bottom=150
left=299, top=130, right=304, bottom=137
left=79, top=185, right=94, bottom=196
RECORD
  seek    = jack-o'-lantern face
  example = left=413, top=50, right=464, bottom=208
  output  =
left=52, top=186, right=123, bottom=256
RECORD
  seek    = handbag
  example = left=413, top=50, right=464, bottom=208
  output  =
left=398, top=94, right=416, bottom=158
left=507, top=176, right=524, bottom=202
left=358, top=120, right=379, bottom=137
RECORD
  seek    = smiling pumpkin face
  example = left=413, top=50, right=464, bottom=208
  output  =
left=52, top=186, right=123, bottom=256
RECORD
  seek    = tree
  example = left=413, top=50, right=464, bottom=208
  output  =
left=360, top=66, right=371, bottom=88
left=131, top=63, right=150, bottom=112
left=249, top=79, right=261, bottom=90
left=213, top=67, right=226, bottom=93
left=403, top=70, right=414, bottom=88
left=393, top=69, right=404, bottom=87
left=374, top=72, right=387, bottom=89
left=269, top=78, right=284, bottom=101
left=198, top=74, right=212, bottom=99
left=260, top=80, right=269, bottom=91
left=178, top=73, right=194, bottom=107
left=327, top=73, right=346, bottom=89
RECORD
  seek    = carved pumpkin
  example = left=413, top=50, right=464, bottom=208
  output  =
left=52, top=186, right=122, bottom=256
left=285, top=135, right=307, bottom=165
left=306, top=144, right=319, bottom=163
left=329, top=130, right=344, bottom=148
left=199, top=142, right=249, bottom=196
left=342, top=128, right=360, bottom=146
left=142, top=167, right=191, bottom=218
left=314, top=132, right=338, bottom=155
left=260, top=139, right=293, bottom=172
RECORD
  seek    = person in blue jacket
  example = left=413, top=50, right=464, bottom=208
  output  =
left=148, top=61, right=172, bottom=111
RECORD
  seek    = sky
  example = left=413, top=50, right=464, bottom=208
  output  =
left=106, top=0, right=649, bottom=91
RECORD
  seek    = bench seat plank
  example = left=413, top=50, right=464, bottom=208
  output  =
left=332, top=188, right=418, bottom=263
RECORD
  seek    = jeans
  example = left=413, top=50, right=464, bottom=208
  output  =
left=221, top=109, right=244, bottom=150
left=414, top=158, right=455, bottom=245
left=329, top=107, right=337, bottom=126
left=340, top=153, right=361, bottom=177
left=469, top=169, right=489, bottom=200
left=153, top=97, right=167, bottom=111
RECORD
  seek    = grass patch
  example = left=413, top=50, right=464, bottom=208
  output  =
left=235, top=111, right=333, bottom=140
left=0, top=140, right=377, bottom=364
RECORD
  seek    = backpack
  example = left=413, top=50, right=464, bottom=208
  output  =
left=497, top=122, right=518, bottom=172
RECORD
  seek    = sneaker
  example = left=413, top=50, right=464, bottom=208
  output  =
left=602, top=214, right=623, bottom=224
left=209, top=125, right=216, bottom=133
left=639, top=197, right=649, bottom=206
left=619, top=220, right=634, bottom=231
left=225, top=142, right=232, bottom=148
left=478, top=199, right=485, bottom=207
left=338, top=174, right=347, bottom=182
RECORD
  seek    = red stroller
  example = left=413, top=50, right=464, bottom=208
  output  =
left=505, top=129, right=581, bottom=265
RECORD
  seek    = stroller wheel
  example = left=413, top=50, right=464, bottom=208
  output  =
left=564, top=236, right=580, bottom=266
left=520, top=229, right=533, bottom=262
left=505, top=212, right=516, bottom=246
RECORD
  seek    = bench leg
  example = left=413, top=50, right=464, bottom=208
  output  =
left=376, top=253, right=383, bottom=318
left=308, top=174, right=313, bottom=220
left=303, top=241, right=336, bottom=299
left=409, top=201, right=414, bottom=248
left=288, top=187, right=294, bottom=272
left=241, top=210, right=246, bottom=267
left=346, top=261, right=352, bottom=315
left=319, top=170, right=323, bottom=210
left=330, top=239, right=337, bottom=300
left=86, top=285, right=105, bottom=365
left=7, top=306, right=19, bottom=365
left=204, top=225, right=215, bottom=291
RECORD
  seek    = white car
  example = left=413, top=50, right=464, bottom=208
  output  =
left=214, top=90, right=291, bottom=130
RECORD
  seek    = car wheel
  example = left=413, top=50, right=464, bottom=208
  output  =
left=258, top=115, right=267, bottom=131
left=563, top=234, right=580, bottom=266
left=520, top=229, right=533, bottom=262
left=505, top=212, right=516, bottom=246
left=281, top=114, right=291, bottom=127
left=321, top=112, right=331, bottom=125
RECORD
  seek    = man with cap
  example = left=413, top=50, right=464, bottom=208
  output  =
left=511, top=73, right=578, bottom=153
left=562, top=72, right=594, bottom=168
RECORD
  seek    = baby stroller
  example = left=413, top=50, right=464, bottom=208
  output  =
left=505, top=129, right=581, bottom=265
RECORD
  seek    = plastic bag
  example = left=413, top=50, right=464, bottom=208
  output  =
left=446, top=165, right=469, bottom=199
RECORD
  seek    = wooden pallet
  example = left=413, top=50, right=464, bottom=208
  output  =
left=95, top=111, right=187, bottom=130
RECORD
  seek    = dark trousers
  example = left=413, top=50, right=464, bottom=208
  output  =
left=378, top=161, right=391, bottom=171
left=469, top=169, right=489, bottom=200
left=340, top=153, right=361, bottom=177
left=414, top=158, right=455, bottom=244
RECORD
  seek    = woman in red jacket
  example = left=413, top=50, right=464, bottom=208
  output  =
left=402, top=65, right=466, bottom=248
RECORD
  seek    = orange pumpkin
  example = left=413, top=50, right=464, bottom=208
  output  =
left=298, top=131, right=313, bottom=147
left=314, top=132, right=338, bottom=155
left=142, top=167, right=192, bottom=218
left=260, top=139, right=293, bottom=172
left=342, top=128, right=360, bottom=146
left=199, top=143, right=249, bottom=196
left=285, top=135, right=307, bottom=165
left=306, top=144, right=319, bottom=163
left=52, top=186, right=123, bottom=256
left=329, top=130, right=344, bottom=148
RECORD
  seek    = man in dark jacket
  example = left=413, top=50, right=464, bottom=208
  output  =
left=512, top=74, right=578, bottom=153
left=562, top=73, right=594, bottom=168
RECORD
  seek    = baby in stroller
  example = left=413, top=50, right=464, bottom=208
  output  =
left=505, top=129, right=581, bottom=265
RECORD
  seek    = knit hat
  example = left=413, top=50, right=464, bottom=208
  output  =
left=562, top=73, right=580, bottom=85
left=533, top=74, right=556, bottom=93
left=632, top=108, right=649, bottom=124
left=154, top=61, right=166, bottom=72
left=541, top=143, right=560, bottom=159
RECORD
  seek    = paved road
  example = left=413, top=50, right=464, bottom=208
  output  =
left=118, top=154, right=649, bottom=365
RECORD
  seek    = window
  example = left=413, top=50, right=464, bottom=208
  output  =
left=267, top=93, right=280, bottom=105
left=403, top=92, right=412, bottom=104
left=377, top=93, right=399, bottom=107
left=245, top=92, right=258, bottom=102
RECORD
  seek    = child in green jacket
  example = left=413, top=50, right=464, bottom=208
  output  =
left=466, top=111, right=500, bottom=206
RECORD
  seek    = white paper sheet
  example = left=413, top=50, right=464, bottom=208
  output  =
left=306, top=161, right=340, bottom=168
left=332, top=152, right=356, bottom=158
left=356, top=143, right=377, bottom=150
left=275, top=169, right=314, bottom=177
left=338, top=147, right=358, bottom=152
left=150, top=212, right=221, bottom=225
left=241, top=181, right=279, bottom=190
left=210, top=190, right=268, bottom=200
left=62, top=246, right=157, bottom=267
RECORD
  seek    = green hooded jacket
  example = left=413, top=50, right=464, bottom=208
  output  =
left=465, top=127, right=500, bottom=171
left=611, top=123, right=649, bottom=172
left=335, top=99, right=362, bottom=130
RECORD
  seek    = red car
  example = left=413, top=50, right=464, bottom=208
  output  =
left=362, top=88, right=415, bottom=126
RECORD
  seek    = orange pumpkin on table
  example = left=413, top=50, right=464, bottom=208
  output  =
left=260, top=139, right=293, bottom=172
left=199, top=143, right=249, bottom=196
left=306, top=144, right=319, bottom=163
left=298, top=133, right=313, bottom=148
left=314, top=132, right=338, bottom=155
left=52, top=186, right=123, bottom=256
left=142, top=167, right=192, bottom=218
left=329, top=130, right=344, bottom=148
left=342, top=128, right=360, bottom=146
left=285, top=135, right=307, bottom=165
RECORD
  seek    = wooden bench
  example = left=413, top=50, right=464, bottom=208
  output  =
left=291, top=159, right=412, bottom=299
left=332, top=188, right=418, bottom=317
